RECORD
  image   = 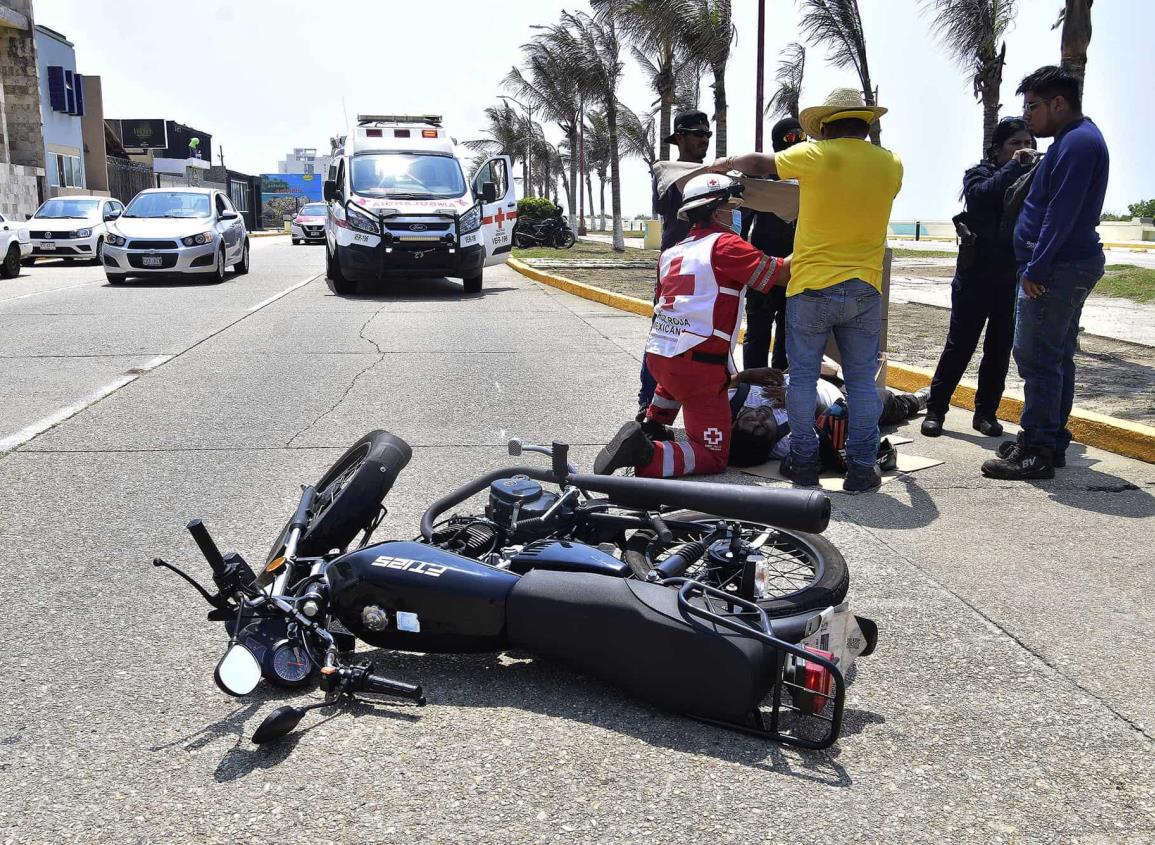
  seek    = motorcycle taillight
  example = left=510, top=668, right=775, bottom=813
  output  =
left=794, top=647, right=836, bottom=716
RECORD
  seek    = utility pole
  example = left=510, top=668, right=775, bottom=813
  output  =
left=755, top=0, right=766, bottom=151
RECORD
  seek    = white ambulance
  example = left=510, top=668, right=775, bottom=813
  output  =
left=323, top=114, right=517, bottom=295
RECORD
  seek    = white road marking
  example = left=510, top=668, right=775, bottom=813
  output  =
left=247, top=275, right=318, bottom=312
left=0, top=281, right=102, bottom=306
left=0, top=354, right=174, bottom=453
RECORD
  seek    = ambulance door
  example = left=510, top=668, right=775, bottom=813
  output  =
left=472, top=155, right=517, bottom=266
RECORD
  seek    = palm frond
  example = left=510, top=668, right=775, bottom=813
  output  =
left=798, top=0, right=868, bottom=78
left=766, top=42, right=806, bottom=118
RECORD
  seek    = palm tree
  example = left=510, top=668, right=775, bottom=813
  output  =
left=543, top=10, right=627, bottom=251
left=585, top=110, right=612, bottom=231
left=617, top=104, right=659, bottom=215
left=1054, top=0, right=1093, bottom=98
left=766, top=42, right=806, bottom=119
left=464, top=102, right=524, bottom=174
left=672, top=0, right=736, bottom=157
left=674, top=52, right=705, bottom=112
left=799, top=0, right=881, bottom=144
left=924, top=0, right=1017, bottom=155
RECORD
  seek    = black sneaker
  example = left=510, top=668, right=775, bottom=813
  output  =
left=921, top=413, right=944, bottom=437
left=973, top=414, right=1004, bottom=437
left=780, top=455, right=820, bottom=487
left=843, top=463, right=882, bottom=493
left=594, top=422, right=655, bottom=475
left=981, top=445, right=1055, bottom=480
left=998, top=434, right=1065, bottom=467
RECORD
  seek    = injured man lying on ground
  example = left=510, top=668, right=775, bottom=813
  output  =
left=721, top=362, right=929, bottom=472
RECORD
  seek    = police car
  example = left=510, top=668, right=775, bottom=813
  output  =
left=322, top=114, right=517, bottom=295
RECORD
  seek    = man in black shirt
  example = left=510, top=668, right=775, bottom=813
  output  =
left=740, top=117, right=805, bottom=370
left=639, top=111, right=712, bottom=413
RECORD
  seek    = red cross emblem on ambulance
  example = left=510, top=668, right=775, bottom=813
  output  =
left=494, top=207, right=506, bottom=229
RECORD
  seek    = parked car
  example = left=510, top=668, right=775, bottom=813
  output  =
left=0, top=213, right=33, bottom=278
left=102, top=188, right=249, bottom=285
left=25, top=196, right=124, bottom=264
left=291, top=202, right=328, bottom=245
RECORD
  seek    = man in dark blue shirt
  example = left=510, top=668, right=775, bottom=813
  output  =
left=983, top=66, right=1110, bottom=480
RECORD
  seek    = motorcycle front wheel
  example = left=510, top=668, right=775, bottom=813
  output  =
left=554, top=230, right=576, bottom=249
left=624, top=510, right=849, bottom=617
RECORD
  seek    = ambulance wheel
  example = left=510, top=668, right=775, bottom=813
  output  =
left=463, top=273, right=483, bottom=294
left=326, top=245, right=357, bottom=295
left=292, top=237, right=301, bottom=245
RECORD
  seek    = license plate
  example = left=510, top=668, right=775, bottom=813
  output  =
left=41, top=241, right=56, bottom=251
left=142, top=255, right=163, bottom=267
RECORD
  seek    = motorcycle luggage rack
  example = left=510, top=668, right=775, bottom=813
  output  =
left=663, top=578, right=846, bottom=750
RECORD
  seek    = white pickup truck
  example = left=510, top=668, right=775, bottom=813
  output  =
left=0, top=213, right=32, bottom=279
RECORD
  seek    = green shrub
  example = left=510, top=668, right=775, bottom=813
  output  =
left=517, top=197, right=558, bottom=222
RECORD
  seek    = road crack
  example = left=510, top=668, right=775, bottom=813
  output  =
left=285, top=303, right=390, bottom=446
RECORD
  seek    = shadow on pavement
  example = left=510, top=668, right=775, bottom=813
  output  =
left=835, top=475, right=940, bottom=530
left=332, top=275, right=518, bottom=301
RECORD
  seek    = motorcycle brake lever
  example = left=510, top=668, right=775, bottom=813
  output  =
left=152, top=557, right=230, bottom=610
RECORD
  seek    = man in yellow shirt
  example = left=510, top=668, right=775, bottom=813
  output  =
left=708, top=89, right=902, bottom=492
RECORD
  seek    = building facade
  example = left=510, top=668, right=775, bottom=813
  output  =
left=278, top=147, right=331, bottom=177
left=0, top=1, right=46, bottom=218
left=34, top=23, right=88, bottom=195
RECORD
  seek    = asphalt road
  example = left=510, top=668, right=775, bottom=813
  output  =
left=1, top=235, right=1153, bottom=844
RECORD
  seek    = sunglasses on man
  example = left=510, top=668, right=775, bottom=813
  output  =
left=678, top=128, right=713, bottom=138
left=780, top=129, right=805, bottom=143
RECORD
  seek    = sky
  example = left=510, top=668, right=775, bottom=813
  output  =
left=35, top=0, right=1155, bottom=221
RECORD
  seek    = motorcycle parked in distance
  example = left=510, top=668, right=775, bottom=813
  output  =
left=155, top=431, right=877, bottom=750
left=512, top=213, right=576, bottom=249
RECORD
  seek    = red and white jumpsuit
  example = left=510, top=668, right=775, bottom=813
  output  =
left=640, top=223, right=785, bottom=478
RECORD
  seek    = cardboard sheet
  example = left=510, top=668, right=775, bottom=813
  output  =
left=651, top=161, right=800, bottom=221
left=739, top=450, right=944, bottom=493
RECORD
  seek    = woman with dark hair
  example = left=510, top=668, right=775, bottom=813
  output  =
left=922, top=117, right=1037, bottom=438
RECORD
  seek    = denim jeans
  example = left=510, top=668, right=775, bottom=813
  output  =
left=1013, top=252, right=1105, bottom=452
left=786, top=279, right=883, bottom=469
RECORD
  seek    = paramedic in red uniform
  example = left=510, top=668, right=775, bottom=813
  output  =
left=595, top=174, right=790, bottom=477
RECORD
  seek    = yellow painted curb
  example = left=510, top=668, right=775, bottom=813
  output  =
left=250, top=231, right=288, bottom=238
left=509, top=256, right=1155, bottom=464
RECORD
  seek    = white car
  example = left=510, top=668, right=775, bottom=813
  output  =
left=26, top=195, right=125, bottom=264
left=102, top=188, right=249, bottom=285
left=291, top=202, right=328, bottom=244
left=0, top=212, right=33, bottom=278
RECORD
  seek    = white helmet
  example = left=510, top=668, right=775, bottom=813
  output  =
left=678, top=173, right=744, bottom=220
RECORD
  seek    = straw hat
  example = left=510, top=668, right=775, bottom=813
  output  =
left=799, top=88, right=887, bottom=139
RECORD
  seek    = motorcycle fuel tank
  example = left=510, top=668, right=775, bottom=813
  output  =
left=325, top=541, right=519, bottom=653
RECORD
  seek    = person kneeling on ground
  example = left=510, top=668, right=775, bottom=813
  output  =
left=595, top=173, right=789, bottom=477
left=727, top=366, right=929, bottom=478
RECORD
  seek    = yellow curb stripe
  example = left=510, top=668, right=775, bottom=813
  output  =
left=509, top=256, right=1155, bottom=465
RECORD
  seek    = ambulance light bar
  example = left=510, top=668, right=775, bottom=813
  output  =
left=357, top=114, right=443, bottom=127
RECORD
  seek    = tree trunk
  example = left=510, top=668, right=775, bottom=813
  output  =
left=577, top=101, right=587, bottom=235
left=712, top=65, right=728, bottom=158
left=607, top=101, right=624, bottom=252
left=598, top=169, right=607, bottom=231
left=586, top=170, right=597, bottom=231
left=980, top=43, right=1006, bottom=157
left=659, top=39, right=675, bottom=161
left=862, top=76, right=881, bottom=146
left=1060, top=0, right=1093, bottom=100
left=566, top=126, right=578, bottom=230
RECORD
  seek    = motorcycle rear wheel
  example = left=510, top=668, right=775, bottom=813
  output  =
left=625, top=510, right=849, bottom=617
left=513, top=231, right=534, bottom=249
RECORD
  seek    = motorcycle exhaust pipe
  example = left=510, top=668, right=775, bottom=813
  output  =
left=567, top=473, right=831, bottom=535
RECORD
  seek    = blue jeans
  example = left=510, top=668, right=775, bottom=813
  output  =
left=786, top=279, right=883, bottom=470
left=1013, top=253, right=1105, bottom=453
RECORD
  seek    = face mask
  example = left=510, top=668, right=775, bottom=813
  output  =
left=730, top=208, right=742, bottom=234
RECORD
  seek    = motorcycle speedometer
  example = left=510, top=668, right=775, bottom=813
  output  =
left=267, top=640, right=313, bottom=687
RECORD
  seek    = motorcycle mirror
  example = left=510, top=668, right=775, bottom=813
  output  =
left=507, top=438, right=523, bottom=457
left=251, top=705, right=306, bottom=744
left=213, top=644, right=262, bottom=697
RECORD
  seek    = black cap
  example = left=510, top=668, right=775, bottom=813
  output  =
left=665, top=110, right=710, bottom=143
left=771, top=117, right=803, bottom=152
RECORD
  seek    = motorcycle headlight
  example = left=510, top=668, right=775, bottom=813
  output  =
left=105, top=233, right=126, bottom=247
left=345, top=203, right=380, bottom=234
left=181, top=231, right=215, bottom=247
left=458, top=203, right=482, bottom=235
left=74, top=227, right=92, bottom=238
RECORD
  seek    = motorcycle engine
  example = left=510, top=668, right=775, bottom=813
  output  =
left=486, top=475, right=571, bottom=540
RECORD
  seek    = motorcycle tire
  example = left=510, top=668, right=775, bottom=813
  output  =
left=513, top=232, right=534, bottom=249
left=265, top=430, right=413, bottom=564
left=554, top=230, right=576, bottom=249
left=624, top=510, right=849, bottom=617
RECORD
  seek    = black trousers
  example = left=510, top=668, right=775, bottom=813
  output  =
left=743, top=286, right=787, bottom=370
left=927, top=266, right=1017, bottom=419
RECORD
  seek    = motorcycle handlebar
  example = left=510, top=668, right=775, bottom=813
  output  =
left=288, top=486, right=317, bottom=532
left=186, top=519, right=226, bottom=578
left=364, top=673, right=425, bottom=705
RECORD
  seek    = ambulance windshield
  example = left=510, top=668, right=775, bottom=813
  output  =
left=351, top=152, right=466, bottom=199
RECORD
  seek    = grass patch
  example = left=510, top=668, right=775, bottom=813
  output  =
left=512, top=239, right=658, bottom=261
left=1095, top=264, right=1155, bottom=302
left=891, top=248, right=958, bottom=259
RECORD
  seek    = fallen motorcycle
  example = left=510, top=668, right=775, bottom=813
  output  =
left=512, top=216, right=576, bottom=249
left=155, top=431, right=877, bottom=749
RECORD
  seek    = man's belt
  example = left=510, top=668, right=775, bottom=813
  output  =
left=687, top=350, right=728, bottom=365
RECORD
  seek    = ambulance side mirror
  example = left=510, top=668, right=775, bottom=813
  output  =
left=479, top=182, right=498, bottom=204
left=323, top=180, right=339, bottom=203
